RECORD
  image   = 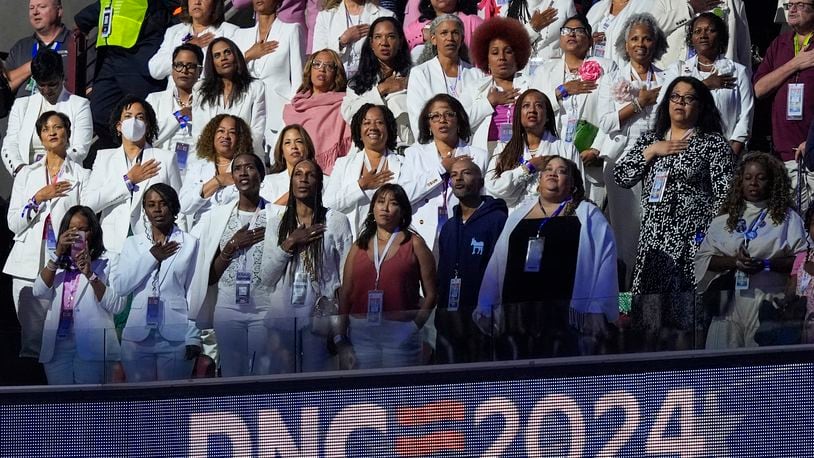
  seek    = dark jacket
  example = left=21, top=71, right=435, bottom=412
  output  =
left=437, top=196, right=508, bottom=312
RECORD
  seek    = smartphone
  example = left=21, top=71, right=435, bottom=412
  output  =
left=71, top=231, right=86, bottom=260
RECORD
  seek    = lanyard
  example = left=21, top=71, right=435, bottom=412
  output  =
left=795, top=33, right=813, bottom=56
left=61, top=269, right=82, bottom=312
left=345, top=3, right=362, bottom=28
left=31, top=40, right=60, bottom=59
left=437, top=59, right=462, bottom=96
left=373, top=229, right=399, bottom=289
left=536, top=198, right=570, bottom=237
left=236, top=199, right=266, bottom=272
left=363, top=151, right=387, bottom=174
left=630, top=65, right=654, bottom=90
left=744, top=209, right=768, bottom=243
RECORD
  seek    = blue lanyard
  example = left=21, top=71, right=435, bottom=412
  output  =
left=536, top=198, right=571, bottom=237
left=31, top=40, right=60, bottom=59
left=744, top=209, right=768, bottom=242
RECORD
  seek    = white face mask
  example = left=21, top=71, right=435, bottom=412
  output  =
left=120, top=117, right=147, bottom=142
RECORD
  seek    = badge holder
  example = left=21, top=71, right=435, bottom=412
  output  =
left=101, top=6, right=113, bottom=38
left=735, top=270, right=749, bottom=290
left=788, top=83, right=804, bottom=121
left=57, top=309, right=73, bottom=339
left=367, top=290, right=383, bottom=324
left=565, top=118, right=577, bottom=143
left=292, top=271, right=308, bottom=307
left=448, top=277, right=461, bottom=312
left=236, top=271, right=252, bottom=305
left=175, top=143, right=190, bottom=171
left=146, top=296, right=160, bottom=327
left=498, top=123, right=513, bottom=143
left=525, top=237, right=545, bottom=272
left=648, top=170, right=669, bottom=203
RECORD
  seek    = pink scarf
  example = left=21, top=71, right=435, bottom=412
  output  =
left=283, top=91, right=352, bottom=175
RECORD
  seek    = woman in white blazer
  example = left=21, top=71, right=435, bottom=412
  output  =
left=111, top=184, right=201, bottom=382
left=260, top=124, right=319, bottom=215
left=325, top=104, right=418, bottom=239
left=180, top=114, right=253, bottom=228
left=658, top=12, right=753, bottom=155
left=403, top=94, right=489, bottom=250
left=232, top=0, right=304, bottom=151
left=34, top=206, right=124, bottom=384
left=485, top=89, right=582, bottom=212
left=192, top=38, right=267, bottom=159
left=188, top=153, right=272, bottom=378
left=499, top=0, right=576, bottom=61
left=341, top=17, right=415, bottom=147
left=148, top=0, right=239, bottom=82
left=2, top=49, right=92, bottom=176
left=406, top=14, right=486, bottom=138
left=5, top=111, right=91, bottom=358
left=464, top=17, right=533, bottom=155
left=83, top=96, right=182, bottom=255
left=313, top=0, right=395, bottom=78
left=261, top=159, right=353, bottom=373
left=531, top=15, right=617, bottom=204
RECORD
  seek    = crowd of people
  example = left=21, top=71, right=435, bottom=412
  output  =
left=2, top=0, right=814, bottom=384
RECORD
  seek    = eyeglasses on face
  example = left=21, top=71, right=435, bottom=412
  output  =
left=560, top=26, right=589, bottom=37
left=172, top=62, right=202, bottom=72
left=783, top=2, right=814, bottom=10
left=311, top=60, right=337, bottom=71
left=428, top=111, right=457, bottom=122
left=669, top=93, right=699, bottom=105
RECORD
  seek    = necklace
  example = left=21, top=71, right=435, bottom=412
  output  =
left=697, top=60, right=716, bottom=69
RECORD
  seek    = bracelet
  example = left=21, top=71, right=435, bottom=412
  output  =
left=763, top=259, right=771, bottom=272
left=631, top=97, right=643, bottom=113
left=219, top=250, right=234, bottom=262
left=21, top=196, right=40, bottom=219
left=123, top=174, right=137, bottom=193
left=45, top=260, right=58, bottom=272
left=556, top=84, right=569, bottom=100
left=213, top=174, right=224, bottom=188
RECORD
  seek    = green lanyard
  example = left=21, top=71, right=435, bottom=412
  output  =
left=794, top=33, right=813, bottom=56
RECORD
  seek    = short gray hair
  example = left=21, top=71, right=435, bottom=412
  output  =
left=416, top=14, right=469, bottom=65
left=614, top=13, right=668, bottom=62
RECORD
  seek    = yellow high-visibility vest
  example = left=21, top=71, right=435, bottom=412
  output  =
left=96, top=0, right=148, bottom=49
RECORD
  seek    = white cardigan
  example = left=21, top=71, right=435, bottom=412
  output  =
left=83, top=146, right=182, bottom=254
left=191, top=79, right=267, bottom=159
left=148, top=21, right=239, bottom=81
left=261, top=209, right=353, bottom=319
left=110, top=227, right=200, bottom=345
left=232, top=20, right=304, bottom=149
left=2, top=89, right=92, bottom=175
left=4, top=157, right=90, bottom=280
left=475, top=199, right=619, bottom=333
left=33, top=257, right=124, bottom=363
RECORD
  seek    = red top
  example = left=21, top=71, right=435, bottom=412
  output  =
left=349, top=238, right=421, bottom=316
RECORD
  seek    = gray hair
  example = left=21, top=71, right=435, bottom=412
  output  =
left=416, top=13, right=470, bottom=65
left=614, top=13, right=668, bottom=62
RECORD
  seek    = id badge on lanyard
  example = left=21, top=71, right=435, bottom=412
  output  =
left=236, top=271, right=251, bottom=305
left=448, top=276, right=462, bottom=311
left=735, top=270, right=749, bottom=290
left=146, top=296, right=160, bottom=327
left=565, top=118, right=577, bottom=143
left=525, top=237, right=545, bottom=272
left=648, top=170, right=669, bottom=203
left=367, top=290, right=383, bottom=324
left=292, top=271, right=308, bottom=307
left=498, top=122, right=513, bottom=143
left=57, top=309, right=73, bottom=338
left=788, top=83, right=804, bottom=121
left=45, top=216, right=57, bottom=252
left=175, top=143, right=190, bottom=171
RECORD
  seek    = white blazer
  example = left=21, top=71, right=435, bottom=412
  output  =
left=32, top=257, right=124, bottom=363
left=341, top=79, right=414, bottom=146
left=232, top=20, right=304, bottom=149
left=261, top=209, right=353, bottom=319
left=312, top=1, right=394, bottom=76
left=146, top=88, right=196, bottom=157
left=110, top=227, right=200, bottom=345
left=179, top=158, right=239, bottom=228
left=192, top=79, right=267, bottom=159
left=462, top=74, right=531, bottom=153
left=83, top=146, right=182, bottom=254
left=4, top=157, right=90, bottom=279
left=498, top=0, right=575, bottom=61
left=405, top=57, right=486, bottom=137
left=323, top=148, right=416, bottom=239
left=2, top=89, right=93, bottom=175
left=148, top=21, right=239, bottom=81
left=402, top=141, right=489, bottom=250
left=659, top=56, right=754, bottom=144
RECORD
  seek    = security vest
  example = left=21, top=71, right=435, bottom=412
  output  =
left=96, top=0, right=148, bottom=48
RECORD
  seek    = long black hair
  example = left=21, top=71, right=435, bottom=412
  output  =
left=653, top=76, right=723, bottom=139
left=417, top=94, right=472, bottom=144
left=348, top=17, right=412, bottom=94
left=350, top=104, right=398, bottom=151
left=418, top=0, right=477, bottom=22
left=495, top=89, right=558, bottom=177
left=199, top=37, right=254, bottom=109
left=58, top=206, right=105, bottom=261
left=356, top=183, right=414, bottom=249
left=278, top=159, right=328, bottom=281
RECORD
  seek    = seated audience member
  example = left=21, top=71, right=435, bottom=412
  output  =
left=404, top=94, right=489, bottom=249
left=260, top=159, right=353, bottom=373
left=485, top=89, right=581, bottom=211
left=111, top=184, right=201, bottom=382
left=312, top=0, right=395, bottom=78
left=660, top=12, right=753, bottom=156
left=282, top=49, right=353, bottom=174
left=532, top=14, right=616, bottom=203
left=407, top=14, right=485, bottom=137
left=5, top=111, right=91, bottom=358
left=697, top=153, right=806, bottom=349
left=232, top=0, right=304, bottom=151
left=83, top=96, right=181, bottom=255
left=326, top=104, right=419, bottom=238
left=476, top=156, right=618, bottom=358
left=753, top=0, right=814, bottom=208
left=180, top=115, right=253, bottom=228
left=261, top=124, right=318, bottom=213
left=2, top=49, right=92, bottom=176
left=435, top=159, right=507, bottom=363
left=499, top=0, right=576, bottom=62
left=34, top=206, right=123, bottom=384
left=404, top=0, right=482, bottom=59
left=336, top=184, right=437, bottom=369
left=192, top=37, right=266, bottom=159
left=614, top=76, right=734, bottom=351
left=146, top=44, right=204, bottom=174
left=341, top=17, right=415, bottom=146
left=148, top=0, right=238, bottom=82
left=465, top=17, right=531, bottom=155
left=188, top=153, right=272, bottom=378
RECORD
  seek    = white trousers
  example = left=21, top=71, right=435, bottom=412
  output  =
left=350, top=317, right=422, bottom=369
left=44, top=336, right=109, bottom=385
left=12, top=277, right=49, bottom=358
left=121, top=330, right=193, bottom=382
left=214, top=303, right=272, bottom=377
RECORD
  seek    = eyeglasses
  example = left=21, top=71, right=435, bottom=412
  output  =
left=428, top=111, right=457, bottom=122
left=669, top=93, right=699, bottom=105
left=559, top=26, right=589, bottom=37
left=172, top=62, right=202, bottom=72
left=783, top=2, right=814, bottom=10
left=311, top=60, right=337, bottom=71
